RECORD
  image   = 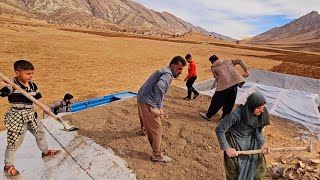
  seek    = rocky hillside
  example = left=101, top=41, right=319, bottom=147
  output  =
left=249, top=11, right=320, bottom=42
left=0, top=0, right=234, bottom=40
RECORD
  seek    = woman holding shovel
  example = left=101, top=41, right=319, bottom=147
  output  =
left=215, top=91, right=270, bottom=180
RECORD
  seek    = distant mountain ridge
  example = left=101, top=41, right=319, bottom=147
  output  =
left=249, top=11, right=320, bottom=42
left=0, top=0, right=235, bottom=40
left=190, top=26, right=237, bottom=41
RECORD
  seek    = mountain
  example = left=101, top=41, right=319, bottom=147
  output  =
left=245, top=11, right=320, bottom=52
left=248, top=11, right=320, bottom=42
left=190, top=26, right=237, bottom=41
left=0, top=0, right=234, bottom=40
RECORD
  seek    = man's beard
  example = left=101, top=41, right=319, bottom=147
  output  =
left=173, top=73, right=180, bottom=78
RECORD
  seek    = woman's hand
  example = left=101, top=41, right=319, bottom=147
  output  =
left=226, top=148, right=238, bottom=157
left=261, top=143, right=270, bottom=154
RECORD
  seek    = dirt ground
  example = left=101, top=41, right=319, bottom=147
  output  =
left=62, top=86, right=320, bottom=180
left=245, top=37, right=320, bottom=53
left=270, top=62, right=320, bottom=79
left=0, top=13, right=319, bottom=179
left=0, top=14, right=283, bottom=130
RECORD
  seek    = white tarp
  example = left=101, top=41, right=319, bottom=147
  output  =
left=246, top=68, right=320, bottom=96
left=195, top=74, right=320, bottom=136
left=0, top=115, right=136, bottom=180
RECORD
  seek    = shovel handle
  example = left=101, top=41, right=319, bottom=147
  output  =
left=236, top=147, right=308, bottom=155
left=0, top=72, right=62, bottom=123
left=236, top=149, right=263, bottom=155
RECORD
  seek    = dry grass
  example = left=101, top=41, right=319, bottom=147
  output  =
left=0, top=14, right=319, bottom=131
left=0, top=12, right=319, bottom=180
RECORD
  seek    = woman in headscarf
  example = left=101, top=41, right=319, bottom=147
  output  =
left=215, top=92, right=270, bottom=180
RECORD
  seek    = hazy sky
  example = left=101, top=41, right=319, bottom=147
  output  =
left=134, top=0, right=320, bottom=39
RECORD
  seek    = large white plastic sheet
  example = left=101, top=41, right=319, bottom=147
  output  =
left=238, top=82, right=320, bottom=135
left=195, top=71, right=320, bottom=137
left=246, top=68, right=320, bottom=96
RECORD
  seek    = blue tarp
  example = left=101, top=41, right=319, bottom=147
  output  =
left=71, top=91, right=137, bottom=112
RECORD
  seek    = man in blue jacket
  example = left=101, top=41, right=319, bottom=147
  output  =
left=137, top=56, right=186, bottom=163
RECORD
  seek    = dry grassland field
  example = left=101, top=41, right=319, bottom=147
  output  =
left=0, top=14, right=320, bottom=179
left=0, top=15, right=287, bottom=130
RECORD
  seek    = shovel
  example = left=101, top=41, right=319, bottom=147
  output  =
left=236, top=141, right=312, bottom=155
left=0, top=72, right=79, bottom=131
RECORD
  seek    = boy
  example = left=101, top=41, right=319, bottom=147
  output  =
left=0, top=60, right=61, bottom=178
left=50, top=93, right=74, bottom=115
left=184, top=54, right=199, bottom=100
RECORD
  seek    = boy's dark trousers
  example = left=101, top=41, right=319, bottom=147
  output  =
left=206, top=85, right=237, bottom=119
left=186, top=76, right=199, bottom=99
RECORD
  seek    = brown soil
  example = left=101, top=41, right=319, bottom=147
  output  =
left=0, top=13, right=319, bottom=179
left=247, top=37, right=320, bottom=53
left=60, top=28, right=320, bottom=67
left=238, top=52, right=320, bottom=67
left=265, top=41, right=320, bottom=52
left=270, top=62, right=320, bottom=79
left=62, top=86, right=320, bottom=180
left=0, top=14, right=282, bottom=131
left=0, top=13, right=319, bottom=132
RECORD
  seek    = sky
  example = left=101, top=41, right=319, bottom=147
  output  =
left=134, top=0, right=320, bottom=39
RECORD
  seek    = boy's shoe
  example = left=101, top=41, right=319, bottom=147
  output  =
left=183, top=97, right=191, bottom=100
left=42, top=150, right=62, bottom=158
left=4, top=165, right=20, bottom=177
left=151, top=155, right=172, bottom=163
left=200, top=112, right=211, bottom=121
left=193, top=93, right=200, bottom=99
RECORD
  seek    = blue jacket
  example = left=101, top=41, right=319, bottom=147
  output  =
left=137, top=66, right=173, bottom=109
